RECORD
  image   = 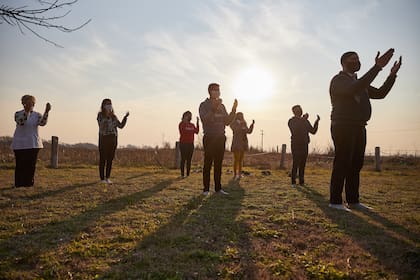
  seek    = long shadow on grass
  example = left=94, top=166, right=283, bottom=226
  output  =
left=101, top=180, right=258, bottom=279
left=125, top=170, right=165, bottom=180
left=0, top=182, right=98, bottom=209
left=297, top=184, right=420, bottom=279
left=0, top=179, right=174, bottom=274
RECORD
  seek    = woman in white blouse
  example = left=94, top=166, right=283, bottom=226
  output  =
left=11, top=95, right=51, bottom=187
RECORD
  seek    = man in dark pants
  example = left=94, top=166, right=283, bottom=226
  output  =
left=199, top=83, right=237, bottom=195
left=288, top=105, right=320, bottom=187
left=329, top=49, right=402, bottom=211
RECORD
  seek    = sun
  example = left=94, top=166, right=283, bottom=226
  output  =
left=231, top=65, right=275, bottom=103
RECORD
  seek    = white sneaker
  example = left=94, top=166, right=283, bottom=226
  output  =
left=347, top=203, right=373, bottom=210
left=106, top=178, right=113, bottom=184
left=217, top=189, right=229, bottom=195
left=202, top=191, right=209, bottom=196
left=100, top=180, right=107, bottom=184
left=329, top=203, right=352, bottom=212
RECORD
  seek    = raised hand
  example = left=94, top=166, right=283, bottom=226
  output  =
left=390, top=56, right=402, bottom=76
left=232, top=99, right=238, bottom=111
left=316, top=114, right=320, bottom=121
left=125, top=111, right=130, bottom=118
left=303, top=113, right=309, bottom=119
left=375, top=48, right=394, bottom=68
left=45, top=102, right=51, bottom=113
left=252, top=119, right=255, bottom=125
left=196, top=116, right=200, bottom=123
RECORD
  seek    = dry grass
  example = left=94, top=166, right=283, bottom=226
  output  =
left=0, top=157, right=419, bottom=279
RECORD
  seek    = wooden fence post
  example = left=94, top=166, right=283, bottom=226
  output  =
left=375, top=146, right=381, bottom=172
left=51, top=136, right=58, bottom=168
left=175, top=141, right=181, bottom=169
left=280, top=144, right=286, bottom=169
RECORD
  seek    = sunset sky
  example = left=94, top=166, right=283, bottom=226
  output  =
left=1, top=0, right=419, bottom=154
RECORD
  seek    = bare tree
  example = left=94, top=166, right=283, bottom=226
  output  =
left=0, top=0, right=91, bottom=47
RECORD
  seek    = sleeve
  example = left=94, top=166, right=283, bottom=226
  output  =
left=367, top=75, right=396, bottom=99
left=247, top=123, right=254, bottom=134
left=199, top=102, right=213, bottom=124
left=330, top=65, right=382, bottom=97
left=179, top=122, right=184, bottom=135
left=307, top=119, right=319, bottom=134
left=15, top=111, right=27, bottom=126
left=38, top=112, right=49, bottom=126
left=224, top=105, right=236, bottom=125
left=116, top=115, right=127, bottom=129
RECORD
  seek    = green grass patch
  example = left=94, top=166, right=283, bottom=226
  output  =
left=0, top=164, right=419, bottom=279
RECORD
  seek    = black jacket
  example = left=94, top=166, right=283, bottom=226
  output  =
left=330, top=65, right=396, bottom=126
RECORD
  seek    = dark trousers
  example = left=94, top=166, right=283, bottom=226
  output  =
left=99, top=135, right=117, bottom=180
left=14, top=148, right=40, bottom=187
left=203, top=135, right=226, bottom=192
left=330, top=124, right=366, bottom=204
left=291, top=144, right=308, bottom=185
left=180, top=142, right=194, bottom=176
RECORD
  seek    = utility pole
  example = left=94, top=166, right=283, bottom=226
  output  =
left=260, top=129, right=264, bottom=152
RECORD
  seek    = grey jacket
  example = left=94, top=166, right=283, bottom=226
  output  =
left=199, top=98, right=235, bottom=136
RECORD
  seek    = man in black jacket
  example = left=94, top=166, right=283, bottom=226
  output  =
left=288, top=105, right=320, bottom=186
left=329, top=49, right=402, bottom=211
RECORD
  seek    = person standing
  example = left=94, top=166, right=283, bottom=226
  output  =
left=288, top=105, right=319, bottom=187
left=199, top=83, right=237, bottom=195
left=178, top=111, right=199, bottom=178
left=11, top=95, right=51, bottom=187
left=97, top=98, right=129, bottom=184
left=230, top=112, right=254, bottom=180
left=329, top=49, right=402, bottom=211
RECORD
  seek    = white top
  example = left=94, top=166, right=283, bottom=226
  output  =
left=11, top=110, right=49, bottom=150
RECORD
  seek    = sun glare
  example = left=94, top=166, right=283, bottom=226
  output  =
left=231, top=66, right=275, bottom=103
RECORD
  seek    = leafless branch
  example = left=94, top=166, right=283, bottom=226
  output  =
left=0, top=0, right=91, bottom=47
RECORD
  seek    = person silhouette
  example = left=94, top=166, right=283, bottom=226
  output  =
left=199, top=83, right=237, bottom=195
left=97, top=98, right=129, bottom=184
left=11, top=95, right=51, bottom=187
left=288, top=105, right=319, bottom=186
left=329, top=49, right=402, bottom=211
left=178, top=111, right=199, bottom=178
left=230, top=112, right=254, bottom=180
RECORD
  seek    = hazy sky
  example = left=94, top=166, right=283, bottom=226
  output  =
left=1, top=0, right=419, bottom=154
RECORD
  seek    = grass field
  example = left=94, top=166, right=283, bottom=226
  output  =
left=0, top=161, right=419, bottom=279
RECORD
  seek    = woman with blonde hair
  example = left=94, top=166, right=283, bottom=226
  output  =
left=230, top=112, right=254, bottom=180
left=11, top=95, right=51, bottom=187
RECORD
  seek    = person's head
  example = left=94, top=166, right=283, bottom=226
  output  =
left=101, top=98, right=113, bottom=115
left=182, top=111, right=192, bottom=122
left=292, top=105, right=302, bottom=117
left=208, top=83, right=220, bottom=99
left=340, top=51, right=360, bottom=73
left=21, top=95, right=36, bottom=111
left=235, top=112, right=244, bottom=122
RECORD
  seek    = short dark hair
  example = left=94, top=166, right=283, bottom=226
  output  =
left=292, top=105, right=302, bottom=116
left=21, top=95, right=35, bottom=104
left=208, top=83, right=220, bottom=93
left=182, top=110, right=192, bottom=120
left=340, top=51, right=357, bottom=65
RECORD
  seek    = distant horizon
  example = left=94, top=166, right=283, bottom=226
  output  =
left=1, top=134, right=418, bottom=156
